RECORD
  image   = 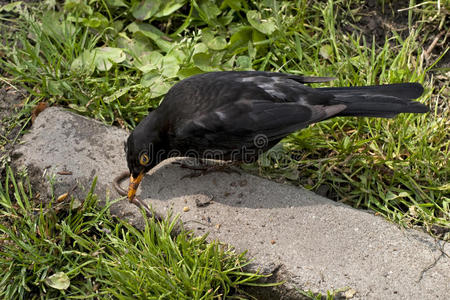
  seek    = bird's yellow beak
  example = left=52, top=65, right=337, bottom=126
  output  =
left=128, top=171, right=144, bottom=202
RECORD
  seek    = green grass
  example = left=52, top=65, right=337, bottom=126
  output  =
left=0, top=166, right=270, bottom=298
left=0, top=0, right=449, bottom=297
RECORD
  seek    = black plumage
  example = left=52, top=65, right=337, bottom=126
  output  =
left=125, top=71, right=428, bottom=201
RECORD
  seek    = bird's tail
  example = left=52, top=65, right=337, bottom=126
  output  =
left=318, top=83, right=428, bottom=118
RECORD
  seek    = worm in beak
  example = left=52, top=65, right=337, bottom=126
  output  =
left=128, top=171, right=144, bottom=202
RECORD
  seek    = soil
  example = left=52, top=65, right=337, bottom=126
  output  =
left=0, top=1, right=37, bottom=177
left=347, top=0, right=448, bottom=63
left=0, top=85, right=27, bottom=176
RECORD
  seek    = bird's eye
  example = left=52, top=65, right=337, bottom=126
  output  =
left=139, top=152, right=150, bottom=166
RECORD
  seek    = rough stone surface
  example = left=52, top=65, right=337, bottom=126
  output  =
left=14, top=107, right=450, bottom=299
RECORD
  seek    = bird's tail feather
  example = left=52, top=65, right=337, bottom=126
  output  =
left=318, top=83, right=428, bottom=118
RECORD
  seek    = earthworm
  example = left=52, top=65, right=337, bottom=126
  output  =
left=113, top=171, right=161, bottom=221
left=112, top=171, right=130, bottom=197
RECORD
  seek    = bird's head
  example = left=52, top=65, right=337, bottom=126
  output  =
left=125, top=114, right=163, bottom=202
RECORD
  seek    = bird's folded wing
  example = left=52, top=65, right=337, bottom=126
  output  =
left=177, top=100, right=346, bottom=147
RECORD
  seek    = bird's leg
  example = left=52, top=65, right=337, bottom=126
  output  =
left=172, top=159, right=241, bottom=179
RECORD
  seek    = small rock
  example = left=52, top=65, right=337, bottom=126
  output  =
left=239, top=179, right=248, bottom=187
left=183, top=206, right=190, bottom=212
left=344, top=288, right=357, bottom=299
left=194, top=193, right=213, bottom=207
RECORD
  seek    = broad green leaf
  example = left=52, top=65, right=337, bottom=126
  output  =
left=134, top=51, right=163, bottom=73
left=94, top=47, right=126, bottom=71
left=193, top=52, right=224, bottom=72
left=113, top=20, right=124, bottom=32
left=177, top=67, right=203, bottom=79
left=319, top=44, right=333, bottom=60
left=141, top=74, right=171, bottom=97
left=127, top=22, right=172, bottom=52
left=105, top=0, right=128, bottom=7
left=118, top=34, right=153, bottom=59
left=218, top=10, right=234, bottom=26
left=140, top=73, right=158, bottom=87
left=155, top=0, right=187, bottom=17
left=71, top=50, right=96, bottom=73
left=193, top=53, right=223, bottom=72
left=207, top=36, right=228, bottom=50
left=229, top=27, right=252, bottom=52
left=96, top=47, right=126, bottom=64
left=151, top=81, right=171, bottom=97
left=236, top=55, right=252, bottom=70
left=45, top=272, right=70, bottom=290
left=193, top=42, right=208, bottom=55
left=223, top=0, right=242, bottom=11
left=81, top=12, right=109, bottom=28
left=196, top=0, right=221, bottom=23
left=246, top=10, right=276, bottom=35
left=161, top=55, right=180, bottom=78
left=201, top=28, right=214, bottom=43
left=202, top=28, right=228, bottom=50
left=132, top=0, right=162, bottom=21
left=134, top=51, right=182, bottom=77
left=95, top=59, right=113, bottom=72
left=222, top=55, right=236, bottom=70
left=115, top=32, right=135, bottom=52
left=47, top=80, right=64, bottom=96
left=168, top=49, right=187, bottom=63
left=64, top=0, right=93, bottom=15
left=252, top=29, right=266, bottom=43
left=193, top=53, right=213, bottom=72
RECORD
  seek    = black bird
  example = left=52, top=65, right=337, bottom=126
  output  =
left=125, top=71, right=428, bottom=203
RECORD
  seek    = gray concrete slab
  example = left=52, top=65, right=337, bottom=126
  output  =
left=14, top=107, right=450, bottom=299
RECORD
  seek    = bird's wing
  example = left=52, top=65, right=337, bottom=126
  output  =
left=177, top=99, right=346, bottom=148
left=173, top=72, right=347, bottom=149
